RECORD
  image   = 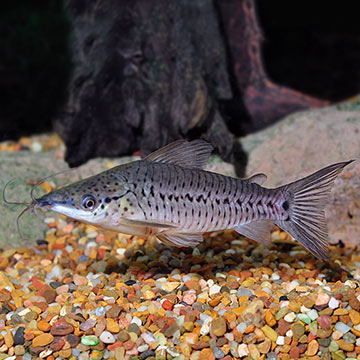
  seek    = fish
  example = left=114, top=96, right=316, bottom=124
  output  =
left=4, top=139, right=353, bottom=260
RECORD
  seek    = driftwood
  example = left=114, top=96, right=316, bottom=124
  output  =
left=58, top=0, right=328, bottom=167
left=57, top=0, right=235, bottom=167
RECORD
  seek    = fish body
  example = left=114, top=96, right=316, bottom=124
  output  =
left=32, top=140, right=352, bottom=260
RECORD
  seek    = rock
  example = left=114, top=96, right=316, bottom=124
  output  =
left=291, top=323, right=305, bottom=341
left=335, top=322, right=351, bottom=334
left=13, top=326, right=25, bottom=345
left=307, top=339, right=319, bottom=356
left=349, top=309, right=360, bottom=325
left=81, top=335, right=99, bottom=346
left=316, top=315, right=331, bottom=330
left=37, top=320, right=51, bottom=332
left=32, top=333, right=54, bottom=347
left=261, top=325, right=278, bottom=342
left=99, top=331, right=116, bottom=344
left=127, top=323, right=141, bottom=336
left=50, top=320, right=74, bottom=336
left=49, top=337, right=65, bottom=351
left=315, top=293, right=330, bottom=306
left=239, top=108, right=360, bottom=246
left=265, top=310, right=276, bottom=327
left=211, top=318, right=227, bottom=337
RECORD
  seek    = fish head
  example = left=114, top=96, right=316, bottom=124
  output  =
left=34, top=171, right=129, bottom=225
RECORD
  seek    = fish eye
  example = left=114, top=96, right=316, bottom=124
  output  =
left=81, top=194, right=97, bottom=210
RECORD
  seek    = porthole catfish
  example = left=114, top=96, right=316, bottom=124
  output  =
left=4, top=140, right=353, bottom=260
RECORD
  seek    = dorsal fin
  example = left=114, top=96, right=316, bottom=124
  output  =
left=246, top=173, right=267, bottom=185
left=143, top=139, right=213, bottom=169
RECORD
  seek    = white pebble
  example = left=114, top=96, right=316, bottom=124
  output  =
left=308, top=309, right=319, bottom=321
left=137, top=344, right=149, bottom=352
left=31, top=141, right=42, bottom=153
left=335, top=322, right=351, bottom=334
left=237, top=344, right=249, bottom=357
left=328, top=297, right=340, bottom=309
left=300, top=305, right=310, bottom=313
left=276, top=336, right=285, bottom=345
left=100, top=331, right=116, bottom=344
left=209, top=284, right=221, bottom=295
left=131, top=316, right=142, bottom=326
left=271, top=273, right=280, bottom=280
left=286, top=280, right=299, bottom=292
left=237, top=322, right=247, bottom=333
left=284, top=312, right=296, bottom=323
left=286, top=329, right=293, bottom=338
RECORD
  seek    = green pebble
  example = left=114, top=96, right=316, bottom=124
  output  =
left=329, top=339, right=339, bottom=352
left=155, top=333, right=167, bottom=346
left=331, top=350, right=346, bottom=360
left=297, top=313, right=311, bottom=324
left=343, top=331, right=356, bottom=344
left=275, top=307, right=288, bottom=320
left=309, top=321, right=318, bottom=336
left=81, top=335, right=99, bottom=346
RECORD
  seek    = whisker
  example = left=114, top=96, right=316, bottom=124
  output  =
left=16, top=204, right=35, bottom=240
left=30, top=169, right=74, bottom=202
left=2, top=178, right=30, bottom=206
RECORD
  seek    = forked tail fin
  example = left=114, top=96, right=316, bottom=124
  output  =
left=275, top=160, right=354, bottom=260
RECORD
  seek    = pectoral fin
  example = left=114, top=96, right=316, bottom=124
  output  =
left=234, top=220, right=274, bottom=245
left=157, top=233, right=204, bottom=247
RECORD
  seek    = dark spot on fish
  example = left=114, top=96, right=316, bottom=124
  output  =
left=101, top=204, right=105, bottom=209
left=224, top=198, right=229, bottom=205
left=168, top=194, right=173, bottom=201
left=160, top=193, right=165, bottom=201
left=282, top=201, right=289, bottom=211
left=130, top=211, right=134, bottom=215
left=94, top=188, right=98, bottom=192
left=105, top=197, right=111, bottom=203
left=124, top=207, right=128, bottom=212
left=112, top=196, right=120, bottom=201
left=105, top=212, right=108, bottom=216
left=285, top=215, right=290, bottom=221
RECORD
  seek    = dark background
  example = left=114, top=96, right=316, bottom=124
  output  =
left=1, top=1, right=359, bottom=145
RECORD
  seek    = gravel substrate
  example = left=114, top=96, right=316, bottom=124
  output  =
left=0, top=214, right=360, bottom=360
left=1, top=134, right=360, bottom=360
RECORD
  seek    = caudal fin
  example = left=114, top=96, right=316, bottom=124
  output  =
left=275, top=160, right=354, bottom=260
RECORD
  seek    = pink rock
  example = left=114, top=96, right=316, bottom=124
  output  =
left=317, top=315, right=332, bottom=330
left=315, top=293, right=330, bottom=306
left=183, top=292, right=197, bottom=305
left=73, top=274, right=88, bottom=286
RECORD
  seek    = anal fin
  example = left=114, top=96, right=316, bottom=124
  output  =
left=157, top=233, right=204, bottom=247
left=234, top=220, right=274, bottom=245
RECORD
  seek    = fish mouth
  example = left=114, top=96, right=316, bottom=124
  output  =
left=34, top=198, right=75, bottom=209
